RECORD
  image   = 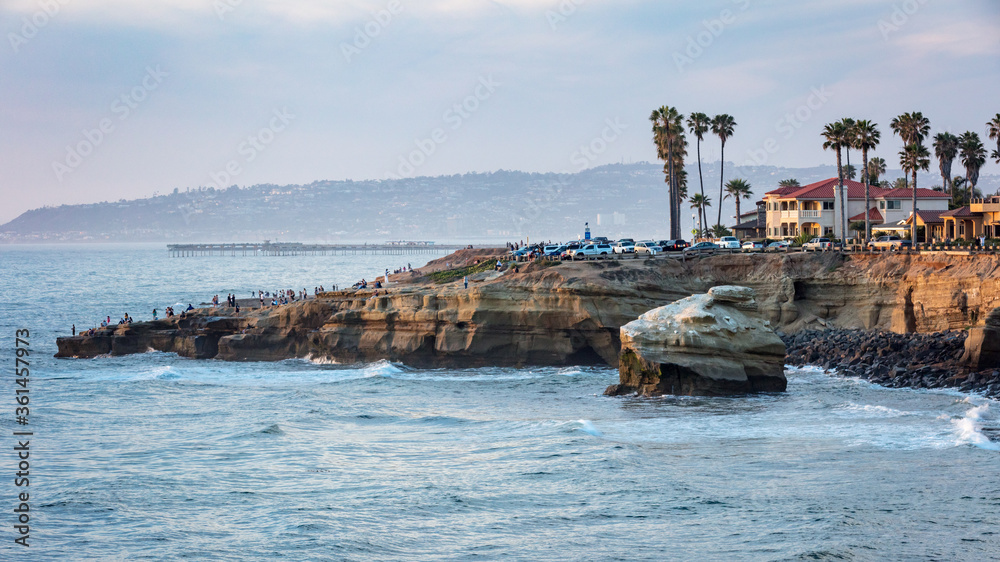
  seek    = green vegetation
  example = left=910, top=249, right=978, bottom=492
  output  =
left=428, top=259, right=504, bottom=284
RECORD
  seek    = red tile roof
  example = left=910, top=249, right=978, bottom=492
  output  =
left=902, top=210, right=947, bottom=224
left=848, top=208, right=884, bottom=222
left=940, top=206, right=975, bottom=218
left=765, top=178, right=950, bottom=201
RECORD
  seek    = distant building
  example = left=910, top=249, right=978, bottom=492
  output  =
left=762, top=178, right=950, bottom=238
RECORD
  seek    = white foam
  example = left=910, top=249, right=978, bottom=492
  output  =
left=951, top=402, right=1000, bottom=451
left=576, top=419, right=603, bottom=437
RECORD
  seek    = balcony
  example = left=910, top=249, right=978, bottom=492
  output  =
left=970, top=198, right=1000, bottom=213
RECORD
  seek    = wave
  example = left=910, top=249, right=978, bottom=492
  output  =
left=952, top=402, right=1000, bottom=451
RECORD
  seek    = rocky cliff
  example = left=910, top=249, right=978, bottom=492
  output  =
left=56, top=251, right=1000, bottom=366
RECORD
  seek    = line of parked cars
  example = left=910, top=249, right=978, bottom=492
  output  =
left=509, top=238, right=695, bottom=260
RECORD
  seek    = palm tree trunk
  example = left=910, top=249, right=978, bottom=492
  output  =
left=697, top=138, right=706, bottom=214
left=863, top=148, right=870, bottom=243
left=667, top=136, right=676, bottom=239
left=911, top=169, right=918, bottom=245
left=717, top=141, right=725, bottom=228
left=837, top=148, right=845, bottom=241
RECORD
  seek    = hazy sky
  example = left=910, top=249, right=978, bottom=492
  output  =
left=2, top=0, right=998, bottom=224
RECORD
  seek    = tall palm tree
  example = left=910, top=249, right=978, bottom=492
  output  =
left=778, top=178, right=800, bottom=188
left=724, top=178, right=753, bottom=225
left=689, top=193, right=710, bottom=238
left=867, top=157, right=887, bottom=184
left=855, top=120, right=881, bottom=242
left=687, top=112, right=710, bottom=215
left=890, top=112, right=931, bottom=189
left=822, top=121, right=849, bottom=241
left=932, top=132, right=959, bottom=200
left=651, top=106, right=686, bottom=239
left=988, top=113, right=1000, bottom=164
left=899, top=142, right=930, bottom=245
left=959, top=131, right=987, bottom=204
left=711, top=114, right=736, bottom=228
left=841, top=118, right=857, bottom=179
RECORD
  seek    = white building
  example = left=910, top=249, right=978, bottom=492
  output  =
left=763, top=178, right=951, bottom=238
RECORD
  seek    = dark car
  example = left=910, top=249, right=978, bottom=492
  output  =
left=658, top=239, right=690, bottom=251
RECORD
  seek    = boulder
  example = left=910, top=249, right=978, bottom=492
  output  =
left=961, top=307, right=1000, bottom=370
left=605, top=285, right=787, bottom=397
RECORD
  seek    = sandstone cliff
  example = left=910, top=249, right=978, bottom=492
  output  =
left=55, top=252, right=1000, bottom=366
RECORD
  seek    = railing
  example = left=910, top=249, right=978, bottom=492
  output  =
left=800, top=210, right=823, bottom=218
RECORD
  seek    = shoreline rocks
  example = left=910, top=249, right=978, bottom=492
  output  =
left=605, top=286, right=787, bottom=397
left=782, top=329, right=1000, bottom=399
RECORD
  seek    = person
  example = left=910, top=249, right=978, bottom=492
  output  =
left=464, top=275, right=468, bottom=289
left=72, top=324, right=75, bottom=336
left=235, top=303, right=240, bottom=316
left=186, top=304, right=194, bottom=311
left=152, top=309, right=158, bottom=320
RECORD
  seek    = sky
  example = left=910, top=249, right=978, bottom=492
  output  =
left=1, top=0, right=998, bottom=224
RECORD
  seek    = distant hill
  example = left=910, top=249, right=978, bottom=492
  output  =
left=3, top=162, right=993, bottom=243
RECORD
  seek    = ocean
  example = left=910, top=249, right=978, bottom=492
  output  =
left=0, top=244, right=998, bottom=561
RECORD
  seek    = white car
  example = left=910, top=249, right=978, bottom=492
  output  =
left=567, top=243, right=613, bottom=259
left=613, top=241, right=636, bottom=254
left=718, top=236, right=741, bottom=249
left=742, top=240, right=764, bottom=251
left=634, top=241, right=661, bottom=255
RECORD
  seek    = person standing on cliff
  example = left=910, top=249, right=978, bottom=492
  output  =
left=72, top=324, right=75, bottom=336
left=464, top=275, right=468, bottom=289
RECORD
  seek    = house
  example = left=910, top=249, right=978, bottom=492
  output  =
left=900, top=210, right=947, bottom=241
left=762, top=178, right=951, bottom=239
left=731, top=203, right=766, bottom=239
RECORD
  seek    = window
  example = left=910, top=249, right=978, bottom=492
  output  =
left=880, top=200, right=901, bottom=210
left=824, top=227, right=833, bottom=235
left=959, top=223, right=965, bottom=236
left=822, top=201, right=835, bottom=210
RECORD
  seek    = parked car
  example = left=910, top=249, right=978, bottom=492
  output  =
left=766, top=240, right=791, bottom=251
left=546, top=245, right=568, bottom=256
left=613, top=240, right=636, bottom=254
left=634, top=240, right=661, bottom=255
left=568, top=243, right=613, bottom=259
left=658, top=239, right=689, bottom=251
left=742, top=240, right=764, bottom=251
left=542, top=245, right=562, bottom=256
left=591, top=236, right=611, bottom=244
left=868, top=235, right=912, bottom=250
left=717, top=236, right=741, bottom=249
left=802, top=237, right=833, bottom=251
left=683, top=241, right=720, bottom=256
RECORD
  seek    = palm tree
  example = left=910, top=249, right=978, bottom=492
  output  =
left=988, top=113, right=1000, bottom=164
left=822, top=121, right=849, bottom=241
left=651, top=106, right=686, bottom=239
left=689, top=193, right=710, bottom=238
left=868, top=157, right=887, bottom=183
left=687, top=112, right=711, bottom=216
left=778, top=178, right=800, bottom=188
left=959, top=131, right=987, bottom=204
left=855, top=120, right=881, bottom=242
left=899, top=142, right=930, bottom=245
left=890, top=112, right=931, bottom=189
left=711, top=114, right=736, bottom=228
left=724, top=179, right=753, bottom=226
left=841, top=117, right=857, bottom=179
left=932, top=132, right=959, bottom=200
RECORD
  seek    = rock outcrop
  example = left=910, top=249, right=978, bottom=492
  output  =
left=56, top=252, right=1000, bottom=368
left=605, top=286, right=787, bottom=396
left=961, top=307, right=1000, bottom=371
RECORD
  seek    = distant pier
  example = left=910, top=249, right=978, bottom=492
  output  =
left=167, top=241, right=465, bottom=257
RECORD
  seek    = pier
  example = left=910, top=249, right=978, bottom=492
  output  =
left=168, top=241, right=466, bottom=257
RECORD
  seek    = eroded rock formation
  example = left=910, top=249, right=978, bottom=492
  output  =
left=605, top=286, right=787, bottom=396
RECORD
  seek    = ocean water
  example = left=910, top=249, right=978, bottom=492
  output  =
left=1, top=244, right=999, bottom=561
